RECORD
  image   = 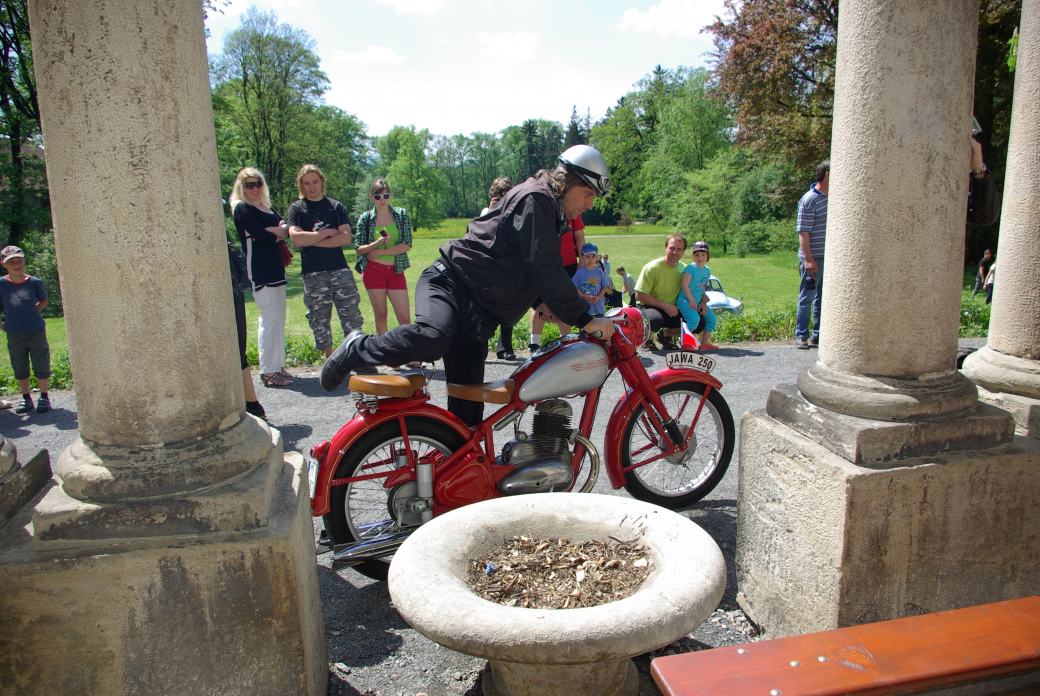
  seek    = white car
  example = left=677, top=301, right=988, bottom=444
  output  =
left=705, top=275, right=743, bottom=316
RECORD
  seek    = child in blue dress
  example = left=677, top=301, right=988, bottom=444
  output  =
left=677, top=240, right=718, bottom=350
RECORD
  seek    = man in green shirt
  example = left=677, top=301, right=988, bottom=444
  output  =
left=635, top=233, right=687, bottom=350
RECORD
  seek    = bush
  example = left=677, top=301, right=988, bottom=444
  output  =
left=960, top=293, right=990, bottom=337
left=732, top=219, right=798, bottom=258
left=243, top=334, right=326, bottom=368
left=0, top=347, right=73, bottom=393
left=714, top=307, right=798, bottom=342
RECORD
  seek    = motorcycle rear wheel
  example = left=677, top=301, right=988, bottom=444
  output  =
left=621, top=381, right=734, bottom=508
left=323, top=417, right=466, bottom=581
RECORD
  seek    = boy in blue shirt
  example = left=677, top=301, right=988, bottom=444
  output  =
left=0, top=245, right=51, bottom=414
left=572, top=243, right=611, bottom=316
left=677, top=240, right=719, bottom=350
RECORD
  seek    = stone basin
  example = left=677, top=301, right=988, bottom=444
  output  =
left=388, top=493, right=726, bottom=696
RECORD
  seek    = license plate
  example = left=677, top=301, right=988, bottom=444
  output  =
left=667, top=351, right=716, bottom=374
left=306, top=456, right=319, bottom=500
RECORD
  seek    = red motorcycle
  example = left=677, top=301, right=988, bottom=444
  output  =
left=307, top=306, right=734, bottom=580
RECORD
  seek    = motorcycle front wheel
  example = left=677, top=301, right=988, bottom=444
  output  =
left=621, top=381, right=735, bottom=508
left=323, top=417, right=466, bottom=581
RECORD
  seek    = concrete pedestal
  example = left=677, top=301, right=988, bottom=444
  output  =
left=0, top=445, right=51, bottom=531
left=0, top=441, right=326, bottom=696
left=389, top=494, right=726, bottom=696
left=736, top=410, right=1040, bottom=639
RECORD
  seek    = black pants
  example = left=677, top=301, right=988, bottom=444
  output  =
left=353, top=262, right=496, bottom=426
left=497, top=323, right=513, bottom=353
left=637, top=305, right=703, bottom=334
left=233, top=286, right=249, bottom=370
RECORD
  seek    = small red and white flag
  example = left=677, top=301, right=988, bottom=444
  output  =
left=680, top=321, right=700, bottom=351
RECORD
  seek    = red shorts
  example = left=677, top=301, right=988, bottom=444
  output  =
left=363, top=261, right=407, bottom=290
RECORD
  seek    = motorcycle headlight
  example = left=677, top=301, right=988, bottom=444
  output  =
left=605, top=306, right=650, bottom=345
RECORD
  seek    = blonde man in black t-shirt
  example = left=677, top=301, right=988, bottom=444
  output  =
left=288, top=164, right=364, bottom=357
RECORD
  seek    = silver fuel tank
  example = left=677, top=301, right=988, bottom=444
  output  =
left=518, top=340, right=609, bottom=402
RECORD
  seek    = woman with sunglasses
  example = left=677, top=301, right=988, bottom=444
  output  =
left=229, top=167, right=292, bottom=387
left=354, top=179, right=413, bottom=340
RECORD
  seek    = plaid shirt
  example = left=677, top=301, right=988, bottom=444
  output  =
left=354, top=206, right=412, bottom=274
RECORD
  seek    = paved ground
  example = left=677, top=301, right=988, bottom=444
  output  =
left=2, top=337, right=986, bottom=696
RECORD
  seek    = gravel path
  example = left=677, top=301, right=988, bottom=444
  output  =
left=1, top=337, right=987, bottom=696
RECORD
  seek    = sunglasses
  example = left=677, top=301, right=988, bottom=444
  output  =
left=244, top=181, right=263, bottom=190
left=373, top=193, right=391, bottom=200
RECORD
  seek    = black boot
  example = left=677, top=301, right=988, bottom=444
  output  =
left=321, top=330, right=366, bottom=391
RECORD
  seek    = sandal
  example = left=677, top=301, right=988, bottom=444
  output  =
left=261, top=372, right=292, bottom=387
left=700, top=343, right=720, bottom=350
left=278, top=369, right=292, bottom=379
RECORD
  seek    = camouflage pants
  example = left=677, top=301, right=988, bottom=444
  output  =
left=303, top=268, right=364, bottom=351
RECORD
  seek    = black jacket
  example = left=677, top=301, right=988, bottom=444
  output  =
left=440, top=177, right=592, bottom=329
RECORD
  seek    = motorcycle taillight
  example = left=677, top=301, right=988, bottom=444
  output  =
left=310, top=441, right=330, bottom=462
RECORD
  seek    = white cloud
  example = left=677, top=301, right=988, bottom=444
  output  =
left=475, top=30, right=539, bottom=58
left=618, top=0, right=723, bottom=39
left=377, top=0, right=445, bottom=15
left=333, top=45, right=408, bottom=65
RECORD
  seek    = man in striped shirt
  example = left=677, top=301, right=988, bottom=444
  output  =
left=796, top=160, right=829, bottom=349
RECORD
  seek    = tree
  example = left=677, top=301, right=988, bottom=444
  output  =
left=470, top=132, right=505, bottom=203
left=379, top=126, right=446, bottom=230
left=643, top=68, right=734, bottom=226
left=591, top=65, right=690, bottom=220
left=211, top=7, right=329, bottom=209
left=0, top=0, right=49, bottom=247
left=564, top=106, right=591, bottom=148
left=708, top=0, right=1022, bottom=185
left=707, top=0, right=837, bottom=170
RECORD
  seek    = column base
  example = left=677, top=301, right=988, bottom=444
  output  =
left=0, top=451, right=326, bottom=696
left=963, top=345, right=1040, bottom=399
left=766, top=383, right=1014, bottom=465
left=33, top=417, right=283, bottom=551
left=974, top=385, right=1040, bottom=439
left=797, top=362, right=979, bottom=421
left=736, top=410, right=1040, bottom=639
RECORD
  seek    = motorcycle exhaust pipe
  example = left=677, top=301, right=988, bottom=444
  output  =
left=331, top=530, right=413, bottom=569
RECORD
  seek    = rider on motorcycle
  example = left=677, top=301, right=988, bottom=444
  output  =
left=320, top=145, right=616, bottom=426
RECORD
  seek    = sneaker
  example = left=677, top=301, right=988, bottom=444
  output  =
left=796, top=337, right=810, bottom=350
left=320, top=330, right=366, bottom=391
left=14, top=397, right=33, bottom=414
left=35, top=396, right=51, bottom=414
left=528, top=343, right=539, bottom=352
left=355, top=364, right=379, bottom=375
left=809, top=336, right=819, bottom=347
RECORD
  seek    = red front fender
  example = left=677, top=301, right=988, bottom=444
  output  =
left=310, top=403, right=472, bottom=516
left=602, top=368, right=723, bottom=490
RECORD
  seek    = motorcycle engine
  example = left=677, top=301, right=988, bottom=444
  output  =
left=496, top=400, right=575, bottom=495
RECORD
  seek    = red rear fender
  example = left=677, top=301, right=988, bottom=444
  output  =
left=310, top=405, right=472, bottom=516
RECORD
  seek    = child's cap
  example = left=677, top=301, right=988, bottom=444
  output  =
left=581, top=242, right=599, bottom=256
left=1, top=246, right=24, bottom=263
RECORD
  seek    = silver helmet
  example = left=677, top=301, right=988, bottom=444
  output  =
left=558, top=145, right=611, bottom=197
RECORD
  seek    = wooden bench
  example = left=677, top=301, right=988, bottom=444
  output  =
left=652, top=596, right=1040, bottom=696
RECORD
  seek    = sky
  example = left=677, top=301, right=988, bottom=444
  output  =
left=203, top=0, right=730, bottom=138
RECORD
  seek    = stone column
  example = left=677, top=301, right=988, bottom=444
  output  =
left=0, top=2, right=325, bottom=694
left=962, top=0, right=1040, bottom=437
left=736, top=0, right=1040, bottom=640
